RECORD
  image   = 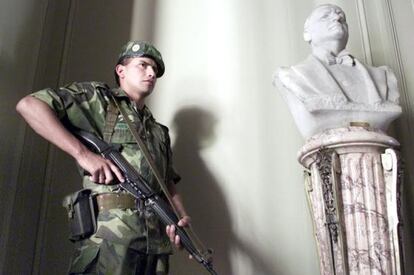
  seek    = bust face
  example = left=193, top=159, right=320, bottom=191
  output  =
left=305, top=5, right=348, bottom=47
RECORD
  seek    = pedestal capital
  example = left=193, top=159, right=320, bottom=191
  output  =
left=298, top=126, right=400, bottom=168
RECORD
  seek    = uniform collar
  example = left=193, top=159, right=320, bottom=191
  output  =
left=110, top=87, right=129, bottom=98
left=133, top=103, right=154, bottom=120
left=110, top=87, right=154, bottom=121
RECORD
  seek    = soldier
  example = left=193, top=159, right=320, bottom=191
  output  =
left=16, top=41, right=190, bottom=274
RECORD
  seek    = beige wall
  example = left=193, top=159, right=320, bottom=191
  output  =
left=1, top=0, right=413, bottom=274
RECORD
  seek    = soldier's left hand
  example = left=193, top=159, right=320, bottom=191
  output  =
left=166, top=215, right=191, bottom=250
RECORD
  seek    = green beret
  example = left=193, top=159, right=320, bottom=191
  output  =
left=117, top=41, right=165, bottom=77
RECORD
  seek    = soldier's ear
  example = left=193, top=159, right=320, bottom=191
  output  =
left=115, top=64, right=125, bottom=78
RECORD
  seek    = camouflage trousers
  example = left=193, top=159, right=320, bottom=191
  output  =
left=68, top=238, right=169, bottom=275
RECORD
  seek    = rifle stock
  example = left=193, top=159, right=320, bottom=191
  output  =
left=73, top=129, right=218, bottom=275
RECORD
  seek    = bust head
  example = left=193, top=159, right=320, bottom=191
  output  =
left=303, top=4, right=348, bottom=51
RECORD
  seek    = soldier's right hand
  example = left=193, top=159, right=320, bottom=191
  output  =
left=76, top=150, right=125, bottom=184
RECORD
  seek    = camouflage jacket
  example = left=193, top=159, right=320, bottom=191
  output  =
left=31, top=81, right=180, bottom=254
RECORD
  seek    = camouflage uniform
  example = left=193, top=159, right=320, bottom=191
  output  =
left=31, top=81, right=180, bottom=274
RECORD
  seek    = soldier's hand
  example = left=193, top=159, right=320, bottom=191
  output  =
left=76, top=150, right=124, bottom=184
left=166, top=215, right=191, bottom=251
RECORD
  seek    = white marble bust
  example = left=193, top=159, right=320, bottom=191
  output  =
left=273, top=4, right=402, bottom=139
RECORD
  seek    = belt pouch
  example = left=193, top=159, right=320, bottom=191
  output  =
left=62, top=189, right=97, bottom=242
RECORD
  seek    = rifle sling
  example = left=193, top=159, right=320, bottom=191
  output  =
left=103, top=98, right=120, bottom=143
left=108, top=94, right=179, bottom=214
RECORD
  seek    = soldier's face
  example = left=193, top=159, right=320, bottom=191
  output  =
left=308, top=5, right=348, bottom=46
left=116, top=57, right=158, bottom=96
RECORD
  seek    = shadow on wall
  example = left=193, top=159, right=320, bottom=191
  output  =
left=170, top=107, right=279, bottom=275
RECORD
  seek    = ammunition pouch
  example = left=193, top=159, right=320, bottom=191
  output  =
left=62, top=189, right=97, bottom=242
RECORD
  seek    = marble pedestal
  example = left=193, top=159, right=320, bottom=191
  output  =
left=298, top=126, right=403, bottom=275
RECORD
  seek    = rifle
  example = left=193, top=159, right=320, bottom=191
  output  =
left=74, top=129, right=218, bottom=275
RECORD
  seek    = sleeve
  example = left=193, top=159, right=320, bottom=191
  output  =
left=29, top=82, right=109, bottom=135
left=30, top=87, right=67, bottom=119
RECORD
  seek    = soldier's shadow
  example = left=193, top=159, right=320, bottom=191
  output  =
left=170, top=106, right=278, bottom=275
left=170, top=107, right=233, bottom=274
